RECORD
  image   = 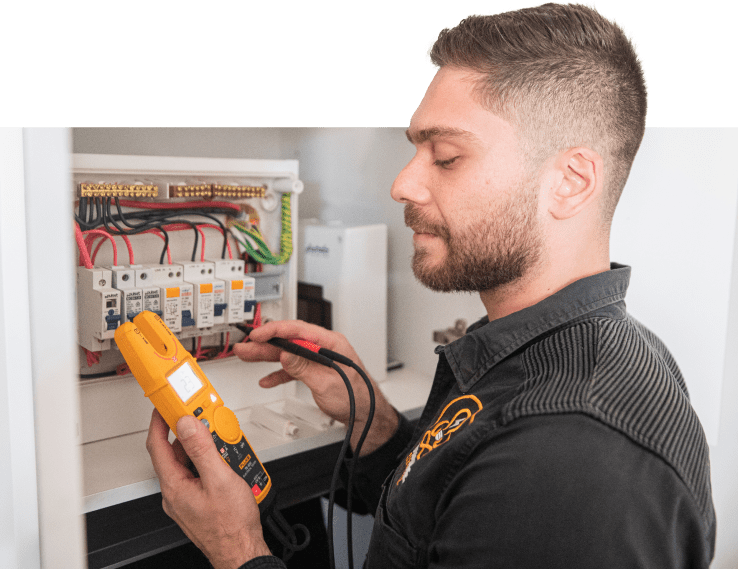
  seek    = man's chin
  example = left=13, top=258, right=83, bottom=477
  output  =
left=411, top=252, right=456, bottom=291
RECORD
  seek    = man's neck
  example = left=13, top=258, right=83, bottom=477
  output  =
left=479, top=258, right=611, bottom=322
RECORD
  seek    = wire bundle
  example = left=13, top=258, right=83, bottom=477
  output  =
left=229, top=193, right=293, bottom=265
left=75, top=197, right=240, bottom=264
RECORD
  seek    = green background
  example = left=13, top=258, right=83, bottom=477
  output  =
left=0, top=0, right=738, bottom=126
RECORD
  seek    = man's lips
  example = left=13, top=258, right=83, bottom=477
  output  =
left=412, top=231, right=440, bottom=243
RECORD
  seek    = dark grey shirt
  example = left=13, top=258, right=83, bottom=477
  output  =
left=244, top=264, right=716, bottom=568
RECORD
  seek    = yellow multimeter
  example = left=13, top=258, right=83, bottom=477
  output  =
left=115, top=310, right=273, bottom=512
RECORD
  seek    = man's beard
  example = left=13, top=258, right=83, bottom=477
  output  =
left=405, top=185, right=543, bottom=293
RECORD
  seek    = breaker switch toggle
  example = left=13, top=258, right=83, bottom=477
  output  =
left=105, top=310, right=122, bottom=330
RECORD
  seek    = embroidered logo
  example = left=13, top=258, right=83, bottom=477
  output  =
left=397, top=395, right=483, bottom=485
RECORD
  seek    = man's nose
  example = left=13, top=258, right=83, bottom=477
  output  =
left=391, top=154, right=432, bottom=206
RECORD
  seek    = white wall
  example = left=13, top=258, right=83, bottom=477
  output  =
left=71, top=127, right=738, bottom=567
left=73, top=127, right=287, bottom=160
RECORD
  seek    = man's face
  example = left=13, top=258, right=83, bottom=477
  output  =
left=391, top=66, right=544, bottom=293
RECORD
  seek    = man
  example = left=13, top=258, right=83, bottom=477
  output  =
left=146, top=3, right=716, bottom=568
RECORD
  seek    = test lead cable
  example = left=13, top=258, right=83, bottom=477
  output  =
left=236, top=325, right=375, bottom=569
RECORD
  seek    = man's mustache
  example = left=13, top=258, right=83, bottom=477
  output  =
left=404, top=204, right=451, bottom=242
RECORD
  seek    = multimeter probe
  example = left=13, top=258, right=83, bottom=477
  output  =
left=115, top=312, right=374, bottom=568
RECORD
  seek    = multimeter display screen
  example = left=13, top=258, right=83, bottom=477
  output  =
left=166, top=362, right=204, bottom=403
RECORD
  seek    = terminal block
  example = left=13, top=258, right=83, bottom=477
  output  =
left=77, top=267, right=122, bottom=352
left=109, top=265, right=143, bottom=323
left=168, top=183, right=212, bottom=198
left=212, top=184, right=266, bottom=199
left=79, top=183, right=158, bottom=198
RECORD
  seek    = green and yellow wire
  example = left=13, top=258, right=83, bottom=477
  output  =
left=229, top=193, right=293, bottom=265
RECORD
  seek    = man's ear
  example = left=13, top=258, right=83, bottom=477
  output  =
left=547, top=147, right=603, bottom=220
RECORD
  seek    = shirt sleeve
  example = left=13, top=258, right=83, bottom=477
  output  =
left=237, top=555, right=287, bottom=569
left=349, top=410, right=416, bottom=515
left=427, top=413, right=712, bottom=569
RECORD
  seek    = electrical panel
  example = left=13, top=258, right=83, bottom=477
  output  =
left=72, top=154, right=346, bottom=513
left=73, top=155, right=302, bottom=378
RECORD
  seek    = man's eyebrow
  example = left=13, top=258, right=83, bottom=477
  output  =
left=405, top=126, right=479, bottom=145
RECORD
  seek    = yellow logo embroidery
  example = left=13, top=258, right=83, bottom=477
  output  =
left=397, top=395, right=483, bottom=485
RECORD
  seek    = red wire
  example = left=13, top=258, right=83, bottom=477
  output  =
left=121, top=234, right=134, bottom=264
left=86, top=234, right=132, bottom=266
left=90, top=237, right=105, bottom=265
left=75, top=223, right=94, bottom=268
left=216, top=332, right=233, bottom=358
left=198, top=223, right=234, bottom=259
left=82, top=229, right=118, bottom=266
left=140, top=229, right=172, bottom=264
left=84, top=348, right=101, bottom=366
left=197, top=226, right=206, bottom=262
left=194, top=337, right=208, bottom=360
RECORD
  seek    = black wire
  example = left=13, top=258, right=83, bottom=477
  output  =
left=316, top=350, right=375, bottom=569
left=106, top=199, right=125, bottom=233
left=325, top=361, right=355, bottom=569
left=101, top=198, right=122, bottom=235
left=74, top=197, right=88, bottom=229
left=79, top=372, right=117, bottom=380
left=343, top=363, right=375, bottom=569
left=102, top=204, right=229, bottom=260
left=94, top=197, right=102, bottom=227
left=264, top=511, right=310, bottom=562
left=102, top=204, right=200, bottom=264
left=157, top=227, right=171, bottom=264
left=114, top=197, right=150, bottom=230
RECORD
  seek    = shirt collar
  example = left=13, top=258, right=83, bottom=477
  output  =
left=437, top=263, right=631, bottom=392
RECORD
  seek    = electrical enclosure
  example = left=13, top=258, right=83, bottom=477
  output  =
left=73, top=154, right=342, bottom=513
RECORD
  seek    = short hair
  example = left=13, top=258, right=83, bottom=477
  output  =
left=430, top=3, right=647, bottom=223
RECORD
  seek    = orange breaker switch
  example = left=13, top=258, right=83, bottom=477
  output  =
left=114, top=310, right=273, bottom=511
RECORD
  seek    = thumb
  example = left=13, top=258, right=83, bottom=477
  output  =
left=176, top=415, right=229, bottom=485
left=280, top=350, right=311, bottom=379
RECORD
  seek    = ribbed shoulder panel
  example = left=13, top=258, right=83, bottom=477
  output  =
left=501, top=314, right=714, bottom=533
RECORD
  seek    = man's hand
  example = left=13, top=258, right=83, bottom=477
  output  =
left=146, top=410, right=272, bottom=569
left=232, top=320, right=399, bottom=456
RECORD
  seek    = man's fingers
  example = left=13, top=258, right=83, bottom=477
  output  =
left=248, top=319, right=344, bottom=350
left=171, top=438, right=190, bottom=467
left=146, top=409, right=191, bottom=483
left=258, top=368, right=297, bottom=388
left=232, top=340, right=283, bottom=363
left=175, top=416, right=234, bottom=487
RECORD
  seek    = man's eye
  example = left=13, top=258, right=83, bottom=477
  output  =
left=434, top=156, right=459, bottom=169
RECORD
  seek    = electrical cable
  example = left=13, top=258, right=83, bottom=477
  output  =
left=228, top=193, right=293, bottom=265
left=108, top=206, right=202, bottom=263
left=103, top=201, right=231, bottom=260
left=319, top=350, right=376, bottom=569
left=81, top=229, right=119, bottom=266
left=74, top=222, right=94, bottom=269
left=235, top=324, right=374, bottom=569
left=324, top=360, right=356, bottom=569
left=264, top=510, right=311, bottom=562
